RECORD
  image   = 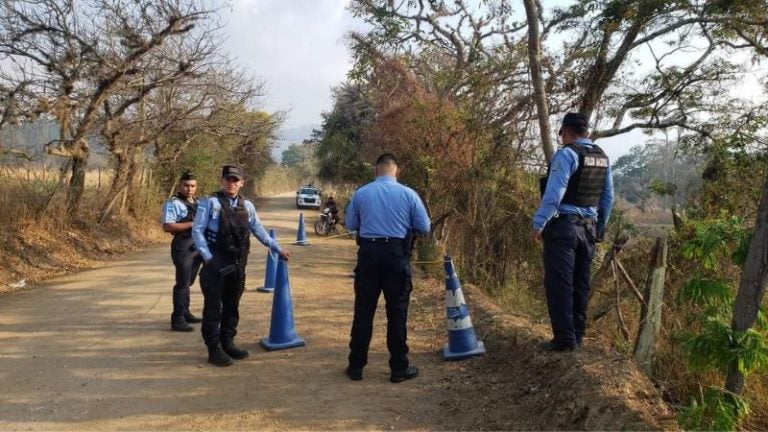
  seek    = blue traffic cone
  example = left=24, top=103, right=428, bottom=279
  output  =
left=294, top=212, right=309, bottom=246
left=442, top=256, right=485, bottom=360
left=256, top=229, right=278, bottom=293
left=260, top=257, right=306, bottom=350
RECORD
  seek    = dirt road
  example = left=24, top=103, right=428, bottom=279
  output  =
left=0, top=192, right=674, bottom=431
left=0, top=192, right=464, bottom=430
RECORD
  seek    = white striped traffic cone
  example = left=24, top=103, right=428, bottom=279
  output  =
left=442, top=256, right=486, bottom=360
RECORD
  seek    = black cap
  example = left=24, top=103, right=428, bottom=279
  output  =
left=562, top=112, right=589, bottom=129
left=179, top=170, right=196, bottom=181
left=221, top=165, right=244, bottom=180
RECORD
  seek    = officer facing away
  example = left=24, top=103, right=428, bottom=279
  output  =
left=532, top=113, right=614, bottom=351
left=192, top=165, right=290, bottom=367
left=344, top=153, right=431, bottom=383
left=162, top=170, right=203, bottom=332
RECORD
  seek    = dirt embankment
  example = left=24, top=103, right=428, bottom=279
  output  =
left=0, top=216, right=164, bottom=293
left=0, top=192, right=676, bottom=430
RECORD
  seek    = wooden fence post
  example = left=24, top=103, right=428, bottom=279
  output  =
left=633, top=237, right=668, bottom=375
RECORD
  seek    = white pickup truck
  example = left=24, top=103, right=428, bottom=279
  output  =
left=295, top=187, right=321, bottom=210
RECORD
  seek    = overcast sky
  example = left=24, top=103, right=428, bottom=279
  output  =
left=222, top=0, right=358, bottom=130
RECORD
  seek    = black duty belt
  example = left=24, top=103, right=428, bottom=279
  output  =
left=359, top=237, right=405, bottom=244
left=554, top=214, right=595, bottom=224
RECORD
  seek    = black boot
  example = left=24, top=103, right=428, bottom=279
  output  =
left=171, top=318, right=194, bottom=332
left=222, top=340, right=250, bottom=360
left=184, top=312, right=202, bottom=323
left=390, top=365, right=419, bottom=383
left=207, top=344, right=234, bottom=367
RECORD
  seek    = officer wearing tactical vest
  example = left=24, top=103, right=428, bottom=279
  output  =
left=162, top=170, right=203, bottom=332
left=192, top=165, right=290, bottom=366
left=532, top=113, right=614, bottom=352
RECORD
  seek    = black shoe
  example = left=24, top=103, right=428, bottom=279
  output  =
left=222, top=341, right=249, bottom=360
left=171, top=321, right=194, bottom=332
left=345, top=366, right=363, bottom=381
left=541, top=340, right=578, bottom=352
left=207, top=345, right=234, bottom=367
left=390, top=365, right=419, bottom=383
left=184, top=312, right=202, bottom=323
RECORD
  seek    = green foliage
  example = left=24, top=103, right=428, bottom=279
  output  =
left=679, top=276, right=733, bottom=309
left=314, top=83, right=375, bottom=185
left=649, top=179, right=677, bottom=197
left=680, top=216, right=750, bottom=270
left=157, top=107, right=280, bottom=197
left=682, top=317, right=736, bottom=373
left=681, top=319, right=768, bottom=376
left=281, top=143, right=306, bottom=167
left=677, top=214, right=768, bottom=429
left=680, top=388, right=749, bottom=432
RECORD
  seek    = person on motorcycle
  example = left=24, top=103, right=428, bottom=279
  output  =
left=324, top=196, right=340, bottom=224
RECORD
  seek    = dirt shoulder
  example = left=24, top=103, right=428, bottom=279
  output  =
left=0, top=216, right=165, bottom=294
left=0, top=192, right=675, bottom=430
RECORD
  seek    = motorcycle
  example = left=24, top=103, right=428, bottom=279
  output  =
left=314, top=207, right=339, bottom=236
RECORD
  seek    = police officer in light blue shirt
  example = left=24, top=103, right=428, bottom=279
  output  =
left=532, top=113, right=614, bottom=352
left=192, top=165, right=290, bottom=367
left=344, top=153, right=431, bottom=383
left=162, top=170, right=203, bottom=332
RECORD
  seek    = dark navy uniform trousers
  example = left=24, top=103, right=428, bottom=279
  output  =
left=170, top=234, right=202, bottom=323
left=543, top=215, right=597, bottom=347
left=199, top=253, right=247, bottom=348
left=348, top=240, right=413, bottom=373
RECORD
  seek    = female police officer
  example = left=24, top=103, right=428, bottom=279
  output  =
left=192, top=165, right=290, bottom=367
left=162, top=170, right=203, bottom=332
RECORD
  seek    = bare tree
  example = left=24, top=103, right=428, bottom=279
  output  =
left=96, top=12, right=223, bottom=215
left=523, top=0, right=554, bottom=162
left=0, top=0, right=215, bottom=215
left=350, top=0, right=768, bottom=153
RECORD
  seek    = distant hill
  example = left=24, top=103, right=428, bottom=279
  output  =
left=0, top=119, right=111, bottom=167
left=271, top=124, right=319, bottom=162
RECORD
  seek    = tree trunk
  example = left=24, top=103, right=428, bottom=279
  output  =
left=522, top=0, right=555, bottom=163
left=725, top=177, right=768, bottom=395
left=107, top=150, right=130, bottom=201
left=66, top=142, right=88, bottom=217
left=102, top=144, right=141, bottom=217
left=125, top=148, right=142, bottom=214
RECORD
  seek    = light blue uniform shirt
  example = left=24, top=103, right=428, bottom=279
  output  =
left=162, top=196, right=192, bottom=224
left=345, top=176, right=431, bottom=238
left=533, top=138, right=614, bottom=233
left=192, top=194, right=282, bottom=262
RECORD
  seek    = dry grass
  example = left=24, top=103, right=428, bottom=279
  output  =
left=0, top=163, right=112, bottom=187
left=251, top=165, right=306, bottom=197
left=0, top=162, right=163, bottom=290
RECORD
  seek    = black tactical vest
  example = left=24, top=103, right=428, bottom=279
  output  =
left=173, top=193, right=198, bottom=239
left=204, top=192, right=250, bottom=259
left=561, top=143, right=609, bottom=206
left=539, top=143, right=609, bottom=207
